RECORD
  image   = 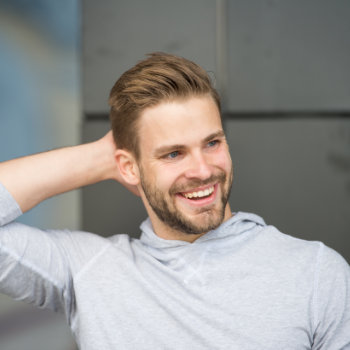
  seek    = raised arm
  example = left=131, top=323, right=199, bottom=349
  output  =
left=0, top=131, right=139, bottom=213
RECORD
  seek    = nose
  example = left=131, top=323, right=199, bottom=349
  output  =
left=184, top=151, right=212, bottom=180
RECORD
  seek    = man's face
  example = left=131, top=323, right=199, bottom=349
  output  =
left=136, top=96, right=233, bottom=240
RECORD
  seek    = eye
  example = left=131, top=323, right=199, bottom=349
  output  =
left=207, top=140, right=219, bottom=148
left=166, top=151, right=179, bottom=159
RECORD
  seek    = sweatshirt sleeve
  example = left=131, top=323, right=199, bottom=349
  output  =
left=0, top=182, right=110, bottom=323
left=312, top=243, right=350, bottom=349
left=0, top=182, right=22, bottom=226
left=0, top=182, right=74, bottom=318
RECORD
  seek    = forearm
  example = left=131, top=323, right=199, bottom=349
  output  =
left=0, top=136, right=117, bottom=212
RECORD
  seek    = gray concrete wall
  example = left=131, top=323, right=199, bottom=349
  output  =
left=227, top=0, right=350, bottom=111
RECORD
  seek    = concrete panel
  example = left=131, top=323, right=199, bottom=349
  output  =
left=227, top=0, right=350, bottom=111
left=83, top=0, right=217, bottom=113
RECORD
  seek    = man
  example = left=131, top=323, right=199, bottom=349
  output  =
left=0, top=53, right=349, bottom=349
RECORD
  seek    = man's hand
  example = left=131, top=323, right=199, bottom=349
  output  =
left=100, top=131, right=140, bottom=197
left=0, top=131, right=139, bottom=212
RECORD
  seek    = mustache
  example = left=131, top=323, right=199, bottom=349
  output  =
left=169, top=172, right=226, bottom=195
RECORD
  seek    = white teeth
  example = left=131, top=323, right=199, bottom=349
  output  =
left=183, top=186, right=214, bottom=199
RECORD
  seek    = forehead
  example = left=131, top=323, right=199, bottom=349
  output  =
left=137, top=96, right=222, bottom=155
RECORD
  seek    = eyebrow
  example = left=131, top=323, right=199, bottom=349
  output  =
left=203, top=130, right=226, bottom=143
left=153, top=130, right=226, bottom=157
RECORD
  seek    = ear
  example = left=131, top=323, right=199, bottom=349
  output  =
left=114, top=149, right=140, bottom=186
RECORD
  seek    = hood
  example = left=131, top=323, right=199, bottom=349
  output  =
left=139, top=212, right=266, bottom=256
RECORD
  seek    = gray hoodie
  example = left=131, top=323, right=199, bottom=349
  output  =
left=0, top=183, right=349, bottom=349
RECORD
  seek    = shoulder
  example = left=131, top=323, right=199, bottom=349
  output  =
left=53, top=229, right=136, bottom=257
left=251, top=222, right=323, bottom=260
left=42, top=229, right=139, bottom=277
left=263, top=223, right=348, bottom=267
left=249, top=221, right=349, bottom=281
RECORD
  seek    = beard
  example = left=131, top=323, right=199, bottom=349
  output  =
left=139, top=166, right=233, bottom=235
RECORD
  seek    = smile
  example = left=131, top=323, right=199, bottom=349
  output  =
left=181, top=185, right=215, bottom=199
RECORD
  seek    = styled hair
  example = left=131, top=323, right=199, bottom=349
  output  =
left=108, top=52, right=221, bottom=159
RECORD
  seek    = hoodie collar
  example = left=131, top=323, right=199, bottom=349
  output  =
left=139, top=212, right=266, bottom=250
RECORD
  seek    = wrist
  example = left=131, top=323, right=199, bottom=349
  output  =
left=91, top=134, right=118, bottom=182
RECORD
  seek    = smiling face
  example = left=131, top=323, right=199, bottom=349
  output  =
left=136, top=95, right=233, bottom=241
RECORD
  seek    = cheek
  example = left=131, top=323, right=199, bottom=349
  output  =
left=211, top=150, right=232, bottom=172
left=150, top=165, right=179, bottom=191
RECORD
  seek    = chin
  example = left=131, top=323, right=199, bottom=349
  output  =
left=177, top=207, right=226, bottom=235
